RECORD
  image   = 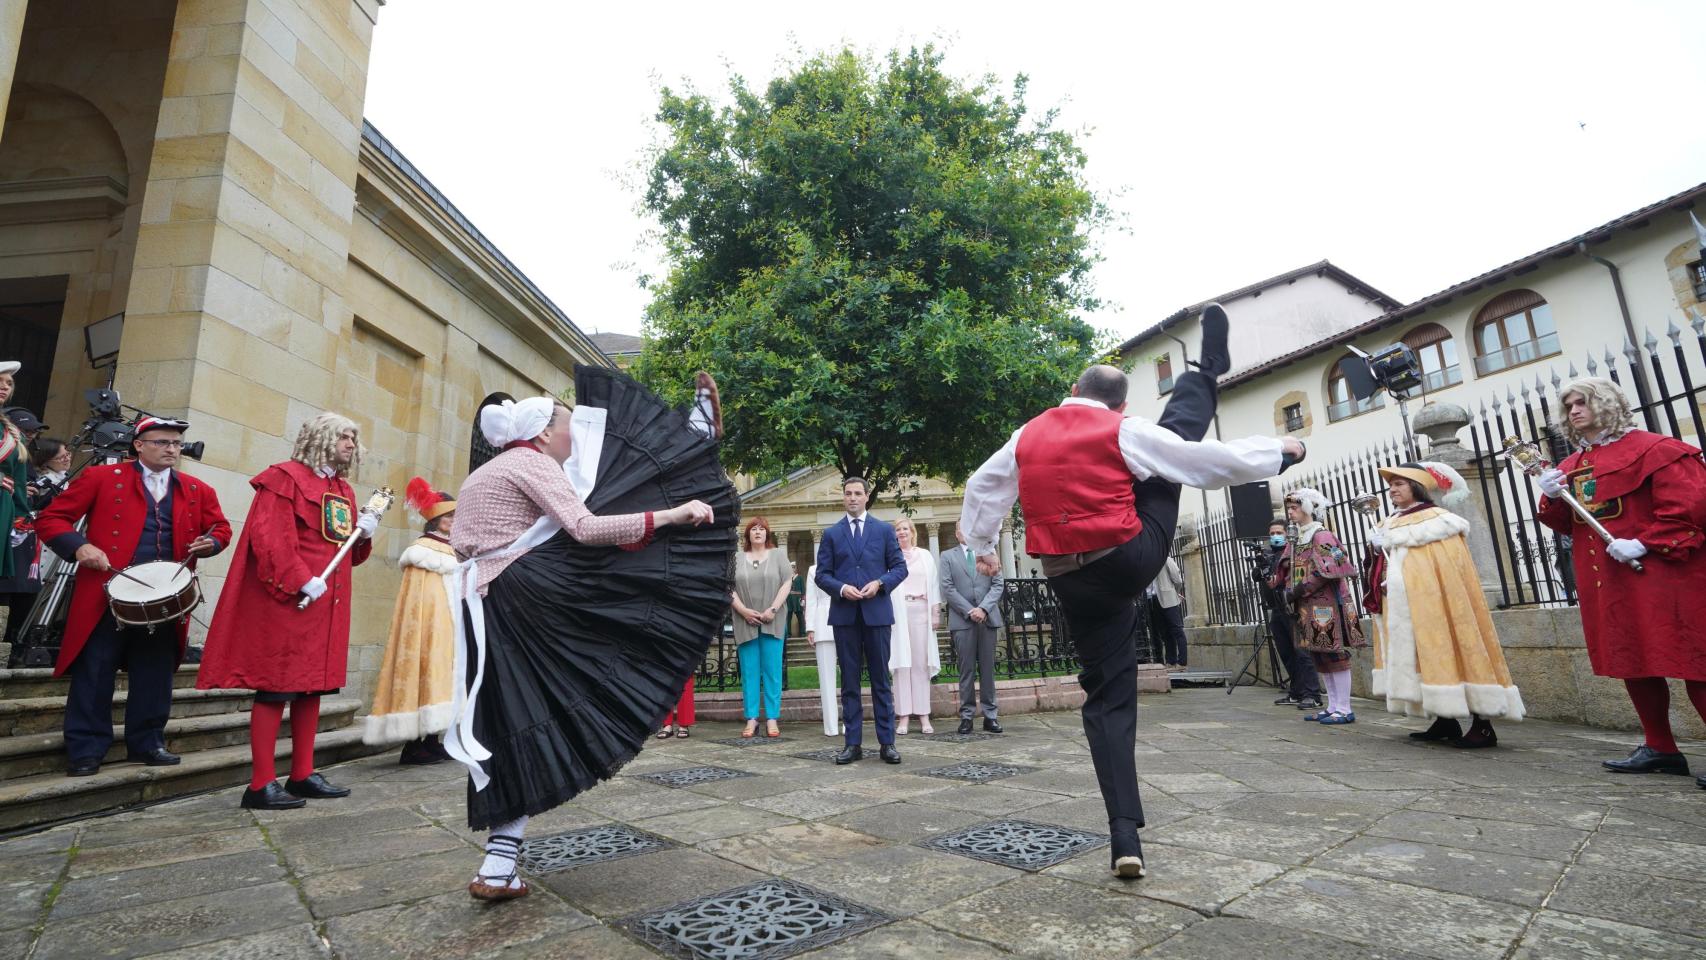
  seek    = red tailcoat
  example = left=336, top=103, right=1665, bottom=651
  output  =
left=35, top=462, right=232, bottom=677
left=1537, top=430, right=1706, bottom=681
left=197, top=461, right=372, bottom=693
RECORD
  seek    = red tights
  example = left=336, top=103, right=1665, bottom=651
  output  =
left=247, top=696, right=322, bottom=790
left=1622, top=678, right=1706, bottom=754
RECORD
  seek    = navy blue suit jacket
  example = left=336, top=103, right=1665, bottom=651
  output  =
left=814, top=514, right=908, bottom=627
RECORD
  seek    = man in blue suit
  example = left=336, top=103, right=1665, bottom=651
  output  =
left=815, top=476, right=909, bottom=764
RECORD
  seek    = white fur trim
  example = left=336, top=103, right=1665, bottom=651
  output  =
left=1371, top=667, right=1388, bottom=697
left=363, top=701, right=456, bottom=745
left=399, top=544, right=459, bottom=574
left=1382, top=509, right=1470, bottom=550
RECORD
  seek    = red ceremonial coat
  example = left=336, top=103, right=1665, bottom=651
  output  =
left=197, top=461, right=372, bottom=693
left=34, top=462, right=232, bottom=677
left=1537, top=430, right=1706, bottom=681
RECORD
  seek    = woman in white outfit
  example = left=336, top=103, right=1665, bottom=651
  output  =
left=804, top=563, right=839, bottom=737
left=889, top=518, right=941, bottom=734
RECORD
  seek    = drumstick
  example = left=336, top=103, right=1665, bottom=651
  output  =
left=110, top=568, right=152, bottom=588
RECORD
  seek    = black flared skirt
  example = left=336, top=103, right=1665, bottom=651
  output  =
left=465, top=366, right=737, bottom=830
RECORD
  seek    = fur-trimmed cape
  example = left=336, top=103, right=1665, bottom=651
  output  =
left=363, top=536, right=458, bottom=744
left=1371, top=506, right=1525, bottom=721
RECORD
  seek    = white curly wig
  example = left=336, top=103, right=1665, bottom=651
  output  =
left=1556, top=376, right=1636, bottom=447
left=291, top=412, right=363, bottom=478
left=1284, top=486, right=1328, bottom=521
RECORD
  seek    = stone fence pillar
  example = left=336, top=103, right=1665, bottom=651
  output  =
left=1413, top=402, right=1504, bottom=605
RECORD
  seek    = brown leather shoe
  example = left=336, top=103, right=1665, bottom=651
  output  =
left=468, top=875, right=530, bottom=902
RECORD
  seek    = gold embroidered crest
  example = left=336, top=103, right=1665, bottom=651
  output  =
left=321, top=492, right=355, bottom=542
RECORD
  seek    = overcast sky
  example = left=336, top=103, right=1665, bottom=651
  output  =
left=363, top=1, right=1706, bottom=345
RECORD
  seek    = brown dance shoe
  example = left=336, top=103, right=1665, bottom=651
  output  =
left=468, top=873, right=530, bottom=902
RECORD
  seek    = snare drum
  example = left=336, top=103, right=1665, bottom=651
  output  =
left=104, top=561, right=202, bottom=629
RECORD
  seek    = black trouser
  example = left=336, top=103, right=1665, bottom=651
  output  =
left=1151, top=601, right=1187, bottom=666
left=1047, top=369, right=1217, bottom=827
left=1269, top=608, right=1320, bottom=699
left=64, top=613, right=177, bottom=763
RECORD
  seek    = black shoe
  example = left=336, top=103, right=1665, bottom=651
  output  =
left=880, top=744, right=902, bottom=764
left=1409, top=718, right=1462, bottom=742
left=285, top=772, right=352, bottom=799
left=1192, top=302, right=1231, bottom=378
left=398, top=740, right=444, bottom=766
left=241, top=781, right=306, bottom=810
left=957, top=719, right=974, bottom=735
left=126, top=748, right=181, bottom=766
left=1697, top=775, right=1704, bottom=790
left=1602, top=745, right=1690, bottom=775
left=983, top=719, right=1003, bottom=734
left=66, top=759, right=100, bottom=778
left=1110, top=828, right=1146, bottom=879
left=834, top=745, right=863, bottom=765
left=1295, top=697, right=1322, bottom=710
left=1275, top=694, right=1302, bottom=706
left=1450, top=722, right=1497, bottom=749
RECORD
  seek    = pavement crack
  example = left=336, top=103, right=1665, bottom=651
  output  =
left=23, top=830, right=79, bottom=960
left=1495, top=802, right=1610, bottom=960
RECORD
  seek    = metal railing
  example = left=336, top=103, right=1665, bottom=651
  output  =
left=1420, top=365, right=1463, bottom=392
left=1473, top=333, right=1561, bottom=377
left=1326, top=395, right=1384, bottom=422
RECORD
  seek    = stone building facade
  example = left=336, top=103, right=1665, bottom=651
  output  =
left=0, top=0, right=609, bottom=702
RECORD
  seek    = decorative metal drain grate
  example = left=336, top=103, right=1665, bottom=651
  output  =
left=790, top=749, right=846, bottom=763
left=710, top=736, right=795, bottom=748
left=917, top=731, right=1001, bottom=743
left=622, top=878, right=891, bottom=960
left=918, top=761, right=1031, bottom=783
left=637, top=766, right=755, bottom=789
left=518, top=825, right=675, bottom=874
left=922, top=818, right=1107, bottom=871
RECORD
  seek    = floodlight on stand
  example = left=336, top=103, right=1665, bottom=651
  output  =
left=84, top=312, right=123, bottom=367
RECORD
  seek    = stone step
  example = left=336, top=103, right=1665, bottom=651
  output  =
left=0, top=664, right=202, bottom=700
left=0, top=687, right=256, bottom=737
left=0, top=697, right=361, bottom=781
left=0, top=726, right=382, bottom=833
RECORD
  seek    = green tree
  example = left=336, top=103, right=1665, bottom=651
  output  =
left=636, top=45, right=1107, bottom=501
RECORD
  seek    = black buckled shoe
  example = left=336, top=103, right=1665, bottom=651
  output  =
left=880, top=744, right=902, bottom=764
left=983, top=719, right=1003, bottom=734
left=241, top=781, right=306, bottom=810
left=1409, top=718, right=1463, bottom=742
left=66, top=758, right=101, bottom=778
left=1450, top=721, right=1498, bottom=750
left=285, top=772, right=352, bottom=799
left=834, top=745, right=863, bottom=765
left=1602, top=745, right=1690, bottom=775
left=127, top=748, right=181, bottom=766
left=956, top=719, right=974, bottom=735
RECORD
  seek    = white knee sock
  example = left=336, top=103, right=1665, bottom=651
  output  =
left=479, top=815, right=529, bottom=887
left=1326, top=671, right=1351, bottom=714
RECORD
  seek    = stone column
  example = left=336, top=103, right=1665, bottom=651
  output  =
left=1413, top=402, right=1504, bottom=604
left=0, top=0, right=27, bottom=138
left=998, top=523, right=1017, bottom=579
left=927, top=522, right=942, bottom=566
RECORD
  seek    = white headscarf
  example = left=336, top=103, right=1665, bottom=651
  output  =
left=480, top=397, right=555, bottom=447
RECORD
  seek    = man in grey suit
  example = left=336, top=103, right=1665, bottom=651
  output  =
left=942, top=528, right=1005, bottom=734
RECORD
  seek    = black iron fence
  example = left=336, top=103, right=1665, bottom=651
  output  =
left=695, top=576, right=1158, bottom=689
left=1466, top=317, right=1706, bottom=608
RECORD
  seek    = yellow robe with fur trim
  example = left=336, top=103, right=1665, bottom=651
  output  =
left=363, top=537, right=458, bottom=744
left=1371, top=507, right=1524, bottom=721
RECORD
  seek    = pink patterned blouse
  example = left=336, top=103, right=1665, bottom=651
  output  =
left=452, top=447, right=653, bottom=593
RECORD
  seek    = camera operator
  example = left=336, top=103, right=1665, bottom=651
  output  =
left=26, top=437, right=71, bottom=510
left=1254, top=518, right=1321, bottom=709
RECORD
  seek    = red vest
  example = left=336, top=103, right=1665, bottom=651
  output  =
left=1015, top=404, right=1143, bottom=555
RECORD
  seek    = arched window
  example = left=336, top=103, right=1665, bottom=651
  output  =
left=1326, top=359, right=1383, bottom=422
left=1402, top=322, right=1461, bottom=392
left=1472, top=290, right=1559, bottom=376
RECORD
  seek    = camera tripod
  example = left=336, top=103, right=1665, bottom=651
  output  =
left=1227, top=611, right=1290, bottom=694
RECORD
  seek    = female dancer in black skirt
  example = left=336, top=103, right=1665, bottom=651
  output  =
left=448, top=367, right=735, bottom=900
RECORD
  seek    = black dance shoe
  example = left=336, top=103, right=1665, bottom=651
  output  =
left=1110, top=829, right=1146, bottom=879
left=1409, top=718, right=1462, bottom=742
left=983, top=719, right=1004, bottom=734
left=285, top=772, right=352, bottom=799
left=1602, top=745, right=1690, bottom=775
left=127, top=748, right=181, bottom=766
left=1192, top=302, right=1231, bottom=378
left=66, top=759, right=100, bottom=777
left=1450, top=722, right=1497, bottom=749
left=880, top=744, right=902, bottom=764
left=957, top=719, right=974, bottom=735
left=242, top=781, right=306, bottom=810
left=834, top=745, right=863, bottom=765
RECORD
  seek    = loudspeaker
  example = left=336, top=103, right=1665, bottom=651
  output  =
left=1228, top=481, right=1275, bottom=540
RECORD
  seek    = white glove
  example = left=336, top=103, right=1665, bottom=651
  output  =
left=1367, top=527, right=1386, bottom=549
left=1607, top=538, right=1647, bottom=563
left=1536, top=467, right=1566, bottom=499
left=355, top=512, right=380, bottom=539
left=300, top=576, right=328, bottom=600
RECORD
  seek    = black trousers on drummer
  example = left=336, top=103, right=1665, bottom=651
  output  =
left=64, top=613, right=177, bottom=764
left=1047, top=369, right=1217, bottom=827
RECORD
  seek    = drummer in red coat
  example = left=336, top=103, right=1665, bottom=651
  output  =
left=35, top=416, right=230, bottom=777
left=198, top=412, right=376, bottom=810
left=1535, top=376, right=1706, bottom=790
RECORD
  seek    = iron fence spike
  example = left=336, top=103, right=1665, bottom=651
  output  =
left=1616, top=343, right=1632, bottom=365
left=1520, top=380, right=1531, bottom=400
left=1691, top=306, right=1705, bottom=338
left=1667, top=318, right=1683, bottom=345
left=1644, top=328, right=1660, bottom=353
left=1549, top=366, right=1562, bottom=391
left=1568, top=361, right=1580, bottom=378
left=1585, top=354, right=1598, bottom=375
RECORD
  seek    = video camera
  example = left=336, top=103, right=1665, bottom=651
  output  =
left=77, top=387, right=206, bottom=462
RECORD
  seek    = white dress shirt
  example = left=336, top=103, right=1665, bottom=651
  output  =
left=142, top=465, right=172, bottom=503
left=959, top=397, right=1284, bottom=558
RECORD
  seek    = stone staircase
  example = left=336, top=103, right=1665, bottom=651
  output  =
left=0, top=664, right=375, bottom=832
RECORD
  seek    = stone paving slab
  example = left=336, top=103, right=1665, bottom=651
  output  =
left=2, top=691, right=1704, bottom=959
